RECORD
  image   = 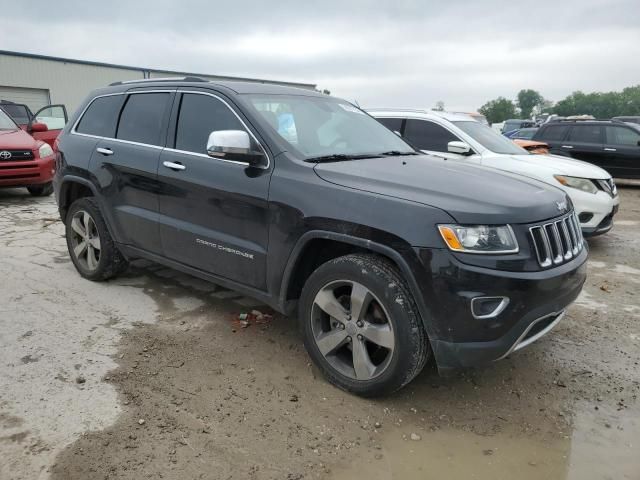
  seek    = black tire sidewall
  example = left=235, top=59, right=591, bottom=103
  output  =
left=300, top=254, right=427, bottom=397
left=65, top=197, right=123, bottom=281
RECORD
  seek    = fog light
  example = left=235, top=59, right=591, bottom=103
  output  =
left=578, top=212, right=593, bottom=223
left=471, top=296, right=509, bottom=319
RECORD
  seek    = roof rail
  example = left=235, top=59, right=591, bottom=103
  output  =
left=109, top=76, right=208, bottom=86
left=549, top=118, right=624, bottom=123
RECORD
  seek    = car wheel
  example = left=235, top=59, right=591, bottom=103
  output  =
left=300, top=253, right=429, bottom=397
left=65, top=197, right=128, bottom=281
left=27, top=182, right=54, bottom=197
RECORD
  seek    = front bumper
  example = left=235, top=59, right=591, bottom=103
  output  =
left=0, top=154, right=56, bottom=188
left=567, top=188, right=619, bottom=235
left=414, top=248, right=587, bottom=371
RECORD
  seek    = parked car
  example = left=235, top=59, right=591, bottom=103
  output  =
left=0, top=107, right=56, bottom=196
left=505, top=127, right=538, bottom=140
left=502, top=119, right=535, bottom=133
left=612, top=116, right=640, bottom=125
left=370, top=109, right=619, bottom=237
left=533, top=119, right=640, bottom=179
left=513, top=139, right=549, bottom=155
left=0, top=100, right=68, bottom=149
left=54, top=78, right=587, bottom=396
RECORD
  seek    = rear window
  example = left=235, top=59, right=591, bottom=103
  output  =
left=536, top=125, right=569, bottom=141
left=567, top=125, right=603, bottom=144
left=606, top=126, right=640, bottom=146
left=76, top=95, right=123, bottom=137
left=116, top=93, right=170, bottom=146
left=376, top=117, right=404, bottom=133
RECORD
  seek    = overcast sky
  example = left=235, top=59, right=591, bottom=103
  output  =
left=1, top=0, right=639, bottom=111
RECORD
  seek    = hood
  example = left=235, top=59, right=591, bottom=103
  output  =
left=314, top=154, right=569, bottom=225
left=0, top=129, right=39, bottom=150
left=484, top=153, right=611, bottom=180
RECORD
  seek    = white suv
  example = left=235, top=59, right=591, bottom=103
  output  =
left=368, top=109, right=619, bottom=236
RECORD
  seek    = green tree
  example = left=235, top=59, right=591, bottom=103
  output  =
left=478, top=97, right=517, bottom=124
left=552, top=86, right=640, bottom=118
left=433, top=100, right=445, bottom=111
left=517, top=89, right=545, bottom=119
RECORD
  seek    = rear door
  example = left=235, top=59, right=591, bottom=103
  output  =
left=90, top=90, right=173, bottom=255
left=533, top=124, right=570, bottom=154
left=562, top=124, right=605, bottom=166
left=29, top=104, right=68, bottom=148
left=604, top=125, right=640, bottom=178
left=157, top=90, right=271, bottom=289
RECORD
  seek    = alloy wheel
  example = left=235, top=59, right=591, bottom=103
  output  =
left=310, top=280, right=395, bottom=381
left=69, top=210, right=101, bottom=271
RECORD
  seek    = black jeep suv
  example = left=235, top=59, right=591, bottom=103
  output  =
left=53, top=78, right=587, bottom=396
left=533, top=119, right=640, bottom=179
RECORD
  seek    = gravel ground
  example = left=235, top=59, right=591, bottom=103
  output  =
left=1, top=184, right=639, bottom=480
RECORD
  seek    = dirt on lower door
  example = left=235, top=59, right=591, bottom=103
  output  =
left=2, top=185, right=640, bottom=480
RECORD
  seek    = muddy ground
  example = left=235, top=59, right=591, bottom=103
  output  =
left=1, top=184, right=639, bottom=480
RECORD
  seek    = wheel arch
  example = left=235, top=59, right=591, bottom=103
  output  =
left=58, top=176, right=98, bottom=221
left=279, top=231, right=437, bottom=341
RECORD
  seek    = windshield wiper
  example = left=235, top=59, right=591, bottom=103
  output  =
left=378, top=150, right=419, bottom=156
left=304, top=153, right=383, bottom=163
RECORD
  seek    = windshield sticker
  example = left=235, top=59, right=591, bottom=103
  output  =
left=278, top=113, right=298, bottom=144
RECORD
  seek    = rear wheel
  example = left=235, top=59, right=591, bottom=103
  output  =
left=65, top=197, right=128, bottom=281
left=300, top=253, right=429, bottom=397
left=27, top=182, right=53, bottom=197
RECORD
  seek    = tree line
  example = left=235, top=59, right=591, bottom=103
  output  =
left=477, top=85, right=640, bottom=124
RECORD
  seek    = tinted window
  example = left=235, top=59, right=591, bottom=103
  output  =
left=116, top=93, right=170, bottom=145
left=605, top=126, right=640, bottom=146
left=175, top=93, right=245, bottom=154
left=453, top=121, right=525, bottom=155
left=376, top=117, right=403, bottom=133
left=404, top=119, right=459, bottom=151
left=567, top=125, right=603, bottom=143
left=537, top=125, right=569, bottom=141
left=0, top=103, right=31, bottom=124
left=76, top=95, right=123, bottom=137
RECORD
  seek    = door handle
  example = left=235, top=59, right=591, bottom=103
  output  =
left=561, top=145, right=573, bottom=149
left=604, top=148, right=617, bottom=152
left=96, top=147, right=113, bottom=156
left=163, top=161, right=186, bottom=171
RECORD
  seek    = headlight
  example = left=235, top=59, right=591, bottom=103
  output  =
left=438, top=225, right=519, bottom=254
left=554, top=175, right=598, bottom=194
left=38, top=143, right=54, bottom=158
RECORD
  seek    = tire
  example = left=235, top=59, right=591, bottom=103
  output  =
left=65, top=197, right=128, bottom=281
left=299, top=253, right=429, bottom=397
left=27, top=182, right=54, bottom=197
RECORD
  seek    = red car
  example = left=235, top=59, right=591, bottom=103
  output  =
left=0, top=100, right=67, bottom=149
left=0, top=107, right=57, bottom=196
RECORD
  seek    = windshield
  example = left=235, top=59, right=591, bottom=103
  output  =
left=0, top=104, right=30, bottom=125
left=453, top=121, right=528, bottom=155
left=0, top=109, right=19, bottom=130
left=244, top=94, right=415, bottom=159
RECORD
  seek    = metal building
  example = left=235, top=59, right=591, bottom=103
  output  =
left=0, top=50, right=317, bottom=115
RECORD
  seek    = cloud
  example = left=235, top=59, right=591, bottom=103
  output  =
left=1, top=0, right=638, bottom=111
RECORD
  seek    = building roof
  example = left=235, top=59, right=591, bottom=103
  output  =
left=0, top=49, right=316, bottom=90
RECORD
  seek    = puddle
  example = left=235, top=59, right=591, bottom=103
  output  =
left=330, top=426, right=570, bottom=480
left=330, top=403, right=640, bottom=480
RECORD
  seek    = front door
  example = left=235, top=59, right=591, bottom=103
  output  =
left=157, top=91, right=271, bottom=290
left=29, top=104, right=68, bottom=148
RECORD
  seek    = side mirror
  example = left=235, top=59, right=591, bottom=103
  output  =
left=448, top=140, right=472, bottom=155
left=30, top=122, right=48, bottom=133
left=207, top=130, right=266, bottom=166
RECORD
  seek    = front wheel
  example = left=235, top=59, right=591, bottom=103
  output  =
left=300, top=254, right=429, bottom=397
left=27, top=182, right=53, bottom=197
